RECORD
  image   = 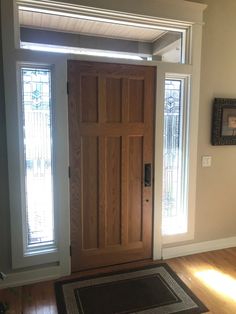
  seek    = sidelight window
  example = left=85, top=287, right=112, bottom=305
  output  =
left=20, top=66, right=56, bottom=253
left=162, top=78, right=188, bottom=236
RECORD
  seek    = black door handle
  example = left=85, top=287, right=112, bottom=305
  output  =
left=144, top=163, right=152, bottom=187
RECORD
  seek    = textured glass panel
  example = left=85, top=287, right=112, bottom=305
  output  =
left=21, top=68, right=54, bottom=247
left=162, top=79, right=186, bottom=235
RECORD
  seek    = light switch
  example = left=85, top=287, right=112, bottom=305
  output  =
left=202, top=156, right=212, bottom=168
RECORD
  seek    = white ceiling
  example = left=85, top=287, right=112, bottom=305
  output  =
left=19, top=9, right=166, bottom=42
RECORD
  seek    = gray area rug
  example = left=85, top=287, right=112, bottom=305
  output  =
left=55, top=264, right=208, bottom=314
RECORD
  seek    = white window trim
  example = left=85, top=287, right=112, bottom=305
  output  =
left=18, top=63, right=58, bottom=257
left=2, top=1, right=70, bottom=272
left=153, top=62, right=200, bottom=250
left=5, top=51, right=69, bottom=270
left=1, top=0, right=206, bottom=274
left=162, top=74, right=192, bottom=243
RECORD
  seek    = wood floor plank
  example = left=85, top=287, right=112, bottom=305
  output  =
left=1, top=248, right=236, bottom=313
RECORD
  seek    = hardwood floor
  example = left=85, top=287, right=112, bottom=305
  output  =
left=1, top=248, right=236, bottom=313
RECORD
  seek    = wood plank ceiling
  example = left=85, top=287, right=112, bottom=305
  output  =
left=19, top=9, right=166, bottom=42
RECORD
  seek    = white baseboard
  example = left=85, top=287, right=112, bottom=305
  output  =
left=0, top=265, right=62, bottom=289
left=162, top=236, right=236, bottom=259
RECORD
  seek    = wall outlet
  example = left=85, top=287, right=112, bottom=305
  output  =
left=202, top=156, right=212, bottom=168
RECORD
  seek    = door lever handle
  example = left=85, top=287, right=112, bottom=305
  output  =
left=144, top=163, right=152, bottom=187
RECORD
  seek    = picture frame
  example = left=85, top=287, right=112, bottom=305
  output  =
left=211, top=98, right=236, bottom=145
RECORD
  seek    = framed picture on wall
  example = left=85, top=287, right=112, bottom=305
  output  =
left=211, top=98, right=236, bottom=145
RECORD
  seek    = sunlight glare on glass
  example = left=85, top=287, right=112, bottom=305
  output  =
left=21, top=42, right=143, bottom=60
left=195, top=269, right=236, bottom=302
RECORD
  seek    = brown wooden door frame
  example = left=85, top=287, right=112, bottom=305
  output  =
left=68, top=61, right=156, bottom=272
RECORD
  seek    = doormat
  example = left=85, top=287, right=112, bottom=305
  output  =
left=55, top=264, right=208, bottom=314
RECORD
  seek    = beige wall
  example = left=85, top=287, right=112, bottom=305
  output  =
left=193, top=0, right=236, bottom=243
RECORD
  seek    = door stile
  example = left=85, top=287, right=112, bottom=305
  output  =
left=142, top=71, right=155, bottom=254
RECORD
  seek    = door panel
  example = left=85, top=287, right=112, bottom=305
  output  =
left=81, top=75, right=98, bottom=123
left=68, top=61, right=155, bottom=271
left=106, top=136, right=122, bottom=246
left=106, top=78, right=122, bottom=122
left=81, top=136, right=99, bottom=250
left=128, top=79, right=144, bottom=122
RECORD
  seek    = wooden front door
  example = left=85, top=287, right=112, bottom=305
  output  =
left=68, top=61, right=155, bottom=272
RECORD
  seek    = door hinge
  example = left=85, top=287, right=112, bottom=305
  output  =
left=70, top=245, right=72, bottom=257
left=67, top=81, right=69, bottom=95
left=68, top=166, right=71, bottom=178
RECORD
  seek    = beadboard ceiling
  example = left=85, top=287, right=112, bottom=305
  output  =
left=19, top=9, right=166, bottom=42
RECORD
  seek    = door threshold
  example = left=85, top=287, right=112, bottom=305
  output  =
left=60, top=258, right=163, bottom=281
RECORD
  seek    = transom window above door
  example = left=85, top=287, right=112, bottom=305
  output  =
left=17, top=1, right=188, bottom=63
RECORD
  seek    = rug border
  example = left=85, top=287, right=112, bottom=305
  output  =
left=54, top=263, right=208, bottom=314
